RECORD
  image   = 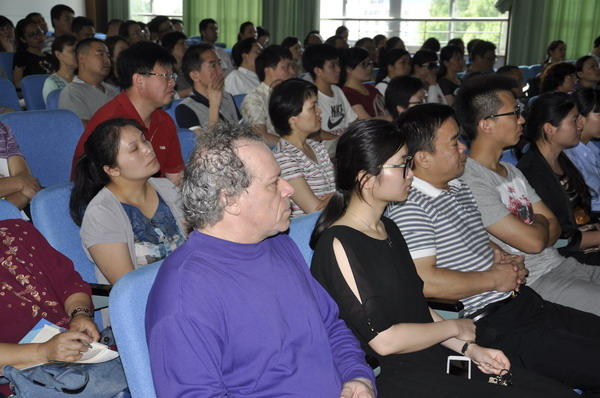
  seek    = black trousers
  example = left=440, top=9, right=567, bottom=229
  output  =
left=475, top=286, right=600, bottom=397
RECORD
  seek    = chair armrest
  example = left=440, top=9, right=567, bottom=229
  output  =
left=90, top=283, right=112, bottom=296
left=427, top=297, right=464, bottom=319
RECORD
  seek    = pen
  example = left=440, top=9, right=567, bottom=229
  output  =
left=59, top=327, right=93, bottom=349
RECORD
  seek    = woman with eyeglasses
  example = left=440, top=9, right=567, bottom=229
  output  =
left=411, top=50, right=447, bottom=105
left=12, top=18, right=54, bottom=89
left=340, top=47, right=387, bottom=119
left=437, top=45, right=465, bottom=106
left=374, top=48, right=410, bottom=96
left=309, top=118, right=571, bottom=397
left=518, top=92, right=600, bottom=266
left=70, top=118, right=186, bottom=285
left=270, top=78, right=335, bottom=217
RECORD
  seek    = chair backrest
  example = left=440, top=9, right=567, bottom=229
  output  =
left=164, top=98, right=184, bottom=127
left=21, top=74, right=49, bottom=110
left=109, top=262, right=162, bottom=398
left=288, top=211, right=321, bottom=267
left=177, top=127, right=196, bottom=162
left=46, top=89, right=62, bottom=110
left=529, top=64, right=542, bottom=77
left=0, top=200, right=23, bottom=220
left=0, top=52, right=14, bottom=82
left=233, top=93, right=246, bottom=110
left=30, top=182, right=97, bottom=284
left=0, top=110, right=83, bottom=187
left=0, top=77, right=22, bottom=112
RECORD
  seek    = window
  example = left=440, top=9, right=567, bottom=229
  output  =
left=130, top=0, right=183, bottom=23
left=320, top=0, right=509, bottom=55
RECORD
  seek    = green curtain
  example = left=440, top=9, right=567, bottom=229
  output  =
left=497, top=0, right=600, bottom=65
left=107, top=0, right=130, bottom=21
left=262, top=0, right=320, bottom=45
left=182, top=0, right=262, bottom=46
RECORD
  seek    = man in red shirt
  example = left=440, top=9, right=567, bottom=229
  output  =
left=71, top=41, right=184, bottom=186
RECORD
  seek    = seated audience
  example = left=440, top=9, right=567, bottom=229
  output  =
left=161, top=31, right=191, bottom=98
left=354, top=37, right=377, bottom=65
left=13, top=18, right=54, bottom=89
left=420, top=37, right=441, bottom=53
left=384, top=75, right=426, bottom=119
left=224, top=37, right=261, bottom=96
left=542, top=40, right=567, bottom=69
left=303, top=31, right=323, bottom=48
left=447, top=37, right=465, bottom=53
left=71, top=16, right=95, bottom=42
left=70, top=118, right=186, bottom=285
left=411, top=50, right=447, bottom=104
left=463, top=40, right=496, bottom=78
left=106, top=18, right=123, bottom=37
left=119, top=20, right=145, bottom=45
left=104, top=35, right=129, bottom=87
left=340, top=47, right=387, bottom=119
left=437, top=45, right=465, bottom=106
left=374, top=48, right=410, bottom=95
left=565, top=88, right=600, bottom=217
left=518, top=92, right=600, bottom=265
left=146, top=122, right=376, bottom=397
left=454, top=74, right=600, bottom=316
left=383, top=36, right=405, bottom=54
left=540, top=62, right=576, bottom=93
left=271, top=79, right=335, bottom=217
left=0, top=121, right=41, bottom=210
left=281, top=36, right=303, bottom=76
left=198, top=18, right=233, bottom=71
left=59, top=38, right=119, bottom=125
left=241, top=44, right=295, bottom=146
left=176, top=44, right=240, bottom=132
left=71, top=41, right=185, bottom=187
left=335, top=25, right=349, bottom=44
left=43, top=4, right=74, bottom=53
left=26, top=13, right=49, bottom=43
left=237, top=21, right=258, bottom=42
left=496, top=65, right=527, bottom=101
left=575, top=55, right=600, bottom=89
left=0, top=219, right=99, bottom=398
left=42, top=34, right=76, bottom=106
left=325, top=35, right=348, bottom=49
left=257, top=26, right=270, bottom=47
left=171, top=18, right=183, bottom=33
left=388, top=102, right=600, bottom=395
left=147, top=16, right=174, bottom=43
left=302, top=43, right=357, bottom=154
left=0, top=16, right=16, bottom=52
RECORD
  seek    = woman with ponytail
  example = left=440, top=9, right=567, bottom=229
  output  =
left=309, top=119, right=570, bottom=397
left=70, top=118, right=186, bottom=285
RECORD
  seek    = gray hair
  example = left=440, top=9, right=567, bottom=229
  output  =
left=182, top=122, right=263, bottom=230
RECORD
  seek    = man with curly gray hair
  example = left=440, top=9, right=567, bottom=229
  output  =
left=146, top=122, right=376, bottom=398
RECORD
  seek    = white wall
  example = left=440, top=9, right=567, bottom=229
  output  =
left=1, top=0, right=85, bottom=29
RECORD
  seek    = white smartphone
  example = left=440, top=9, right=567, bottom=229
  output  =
left=447, top=355, right=471, bottom=379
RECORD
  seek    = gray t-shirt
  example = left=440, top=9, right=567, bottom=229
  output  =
left=176, top=90, right=240, bottom=130
left=59, top=76, right=120, bottom=120
left=461, top=158, right=562, bottom=284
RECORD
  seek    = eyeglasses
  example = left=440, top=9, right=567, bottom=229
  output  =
left=421, top=62, right=439, bottom=70
left=484, top=106, right=521, bottom=120
left=140, top=72, right=178, bottom=82
left=25, top=31, right=44, bottom=39
left=379, top=156, right=414, bottom=178
left=360, top=60, right=374, bottom=69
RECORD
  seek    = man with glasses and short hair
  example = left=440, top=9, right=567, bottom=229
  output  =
left=59, top=38, right=119, bottom=124
left=464, top=40, right=497, bottom=79
left=388, top=100, right=600, bottom=395
left=71, top=41, right=184, bottom=187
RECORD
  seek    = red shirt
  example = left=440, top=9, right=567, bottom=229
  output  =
left=342, top=84, right=386, bottom=117
left=71, top=91, right=184, bottom=180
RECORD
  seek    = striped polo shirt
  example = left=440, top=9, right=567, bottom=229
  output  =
left=387, top=177, right=511, bottom=315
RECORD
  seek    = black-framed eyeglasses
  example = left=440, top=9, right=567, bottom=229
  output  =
left=421, top=62, right=439, bottom=70
left=484, top=106, right=521, bottom=120
left=379, top=156, right=414, bottom=178
left=360, top=60, right=374, bottom=69
left=140, top=72, right=178, bottom=82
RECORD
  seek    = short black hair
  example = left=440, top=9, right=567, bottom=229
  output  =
left=257, top=26, right=270, bottom=39
left=411, top=50, right=437, bottom=74
left=302, top=43, right=338, bottom=80
left=181, top=43, right=214, bottom=85
left=269, top=78, right=318, bottom=136
left=454, top=74, right=516, bottom=141
left=161, top=31, right=187, bottom=53
left=50, top=4, right=74, bottom=28
left=325, top=35, right=344, bottom=47
left=108, top=19, right=123, bottom=28
left=594, top=36, right=600, bottom=48
left=335, top=26, right=348, bottom=36
left=119, top=20, right=139, bottom=39
left=71, top=16, right=94, bottom=35
left=281, top=36, right=300, bottom=49
left=199, top=18, right=217, bottom=34
left=75, top=37, right=105, bottom=57
left=117, top=41, right=176, bottom=89
left=496, top=65, right=519, bottom=74
left=231, top=37, right=257, bottom=68
left=421, top=37, right=441, bottom=53
left=384, top=76, right=424, bottom=119
left=255, top=45, right=292, bottom=82
left=355, top=37, right=374, bottom=48
left=148, top=15, right=170, bottom=34
left=471, top=40, right=496, bottom=60
left=395, top=103, right=456, bottom=155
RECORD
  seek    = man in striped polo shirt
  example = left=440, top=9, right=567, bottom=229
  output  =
left=388, top=102, right=600, bottom=394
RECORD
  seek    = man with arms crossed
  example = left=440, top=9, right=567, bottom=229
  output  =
left=146, top=123, right=375, bottom=397
left=388, top=101, right=600, bottom=394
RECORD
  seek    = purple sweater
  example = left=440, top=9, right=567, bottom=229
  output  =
left=146, top=230, right=374, bottom=397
